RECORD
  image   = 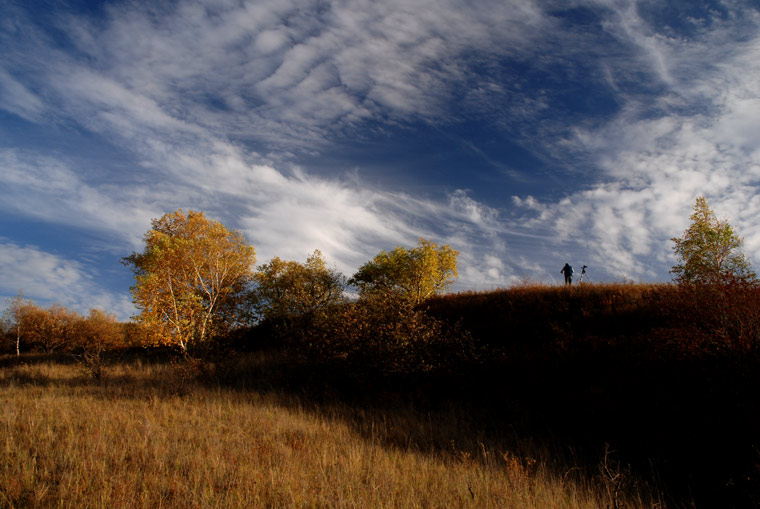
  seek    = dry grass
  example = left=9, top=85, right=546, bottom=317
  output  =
left=0, top=356, right=660, bottom=508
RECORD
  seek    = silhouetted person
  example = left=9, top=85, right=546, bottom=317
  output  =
left=561, top=263, right=573, bottom=285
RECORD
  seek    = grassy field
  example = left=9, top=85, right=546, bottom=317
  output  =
left=7, top=281, right=758, bottom=507
left=0, top=355, right=662, bottom=508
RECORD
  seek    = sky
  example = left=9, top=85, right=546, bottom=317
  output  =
left=2, top=0, right=760, bottom=319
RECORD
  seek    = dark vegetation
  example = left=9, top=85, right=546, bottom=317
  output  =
left=5, top=282, right=760, bottom=507
left=424, top=282, right=760, bottom=507
left=245, top=281, right=760, bottom=507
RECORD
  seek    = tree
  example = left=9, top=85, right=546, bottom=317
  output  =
left=72, top=309, right=124, bottom=353
left=251, top=250, right=346, bottom=327
left=71, top=309, right=125, bottom=379
left=123, top=210, right=256, bottom=352
left=23, top=304, right=79, bottom=352
left=671, top=197, right=756, bottom=285
left=350, top=238, right=459, bottom=304
left=3, top=291, right=35, bottom=356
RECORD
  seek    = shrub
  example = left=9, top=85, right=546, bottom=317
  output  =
left=249, top=250, right=346, bottom=339
left=302, top=293, right=479, bottom=376
left=70, top=309, right=126, bottom=379
left=656, top=281, right=760, bottom=355
left=23, top=304, right=80, bottom=352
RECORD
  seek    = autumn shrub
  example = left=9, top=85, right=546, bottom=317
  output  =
left=654, top=281, right=760, bottom=355
left=22, top=303, right=80, bottom=352
left=249, top=250, right=346, bottom=342
left=1, top=299, right=135, bottom=370
left=69, top=309, right=125, bottom=379
left=303, top=293, right=479, bottom=376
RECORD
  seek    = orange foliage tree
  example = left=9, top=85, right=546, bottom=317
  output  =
left=123, top=210, right=256, bottom=353
left=23, top=304, right=80, bottom=352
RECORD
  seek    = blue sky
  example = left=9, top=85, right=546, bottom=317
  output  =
left=2, top=0, right=760, bottom=319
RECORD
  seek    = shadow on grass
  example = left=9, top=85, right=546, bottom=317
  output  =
left=214, top=348, right=759, bottom=509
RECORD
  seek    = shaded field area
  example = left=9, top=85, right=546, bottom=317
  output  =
left=423, top=283, right=760, bottom=507
left=0, top=356, right=659, bottom=508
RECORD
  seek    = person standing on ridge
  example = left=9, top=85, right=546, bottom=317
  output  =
left=561, top=263, right=573, bottom=285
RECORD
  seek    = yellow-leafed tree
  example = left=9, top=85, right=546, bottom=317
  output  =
left=350, top=238, right=458, bottom=304
left=671, top=197, right=756, bottom=285
left=123, top=210, right=256, bottom=352
left=252, top=250, right=345, bottom=323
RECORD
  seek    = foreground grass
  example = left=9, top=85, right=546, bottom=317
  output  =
left=0, top=356, right=660, bottom=508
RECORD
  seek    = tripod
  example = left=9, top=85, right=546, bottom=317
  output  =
left=579, top=265, right=588, bottom=282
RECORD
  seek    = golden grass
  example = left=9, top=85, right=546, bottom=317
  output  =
left=0, top=357, right=660, bottom=508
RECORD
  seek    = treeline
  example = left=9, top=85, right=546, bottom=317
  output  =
left=116, top=210, right=464, bottom=372
left=1, top=298, right=142, bottom=356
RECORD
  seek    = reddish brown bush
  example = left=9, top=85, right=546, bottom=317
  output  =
left=302, top=293, right=478, bottom=376
left=22, top=304, right=80, bottom=352
left=655, top=281, right=760, bottom=355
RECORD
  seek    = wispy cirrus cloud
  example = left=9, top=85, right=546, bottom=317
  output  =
left=0, top=149, right=163, bottom=249
left=2, top=0, right=760, bottom=310
left=0, top=0, right=553, bottom=291
left=51, top=0, right=548, bottom=148
left=0, top=68, right=45, bottom=122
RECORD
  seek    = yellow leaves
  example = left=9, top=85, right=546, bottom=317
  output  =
left=350, top=238, right=459, bottom=305
left=251, top=250, right=346, bottom=326
left=671, top=197, right=756, bottom=285
left=124, top=209, right=256, bottom=351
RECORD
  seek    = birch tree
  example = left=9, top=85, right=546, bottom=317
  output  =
left=123, top=210, right=256, bottom=352
left=671, top=197, right=756, bottom=285
left=3, top=291, right=34, bottom=356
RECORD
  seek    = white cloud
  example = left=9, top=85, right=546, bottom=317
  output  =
left=0, top=241, right=135, bottom=320
left=0, top=150, right=160, bottom=249
left=511, top=4, right=760, bottom=281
